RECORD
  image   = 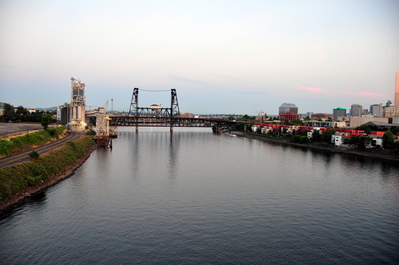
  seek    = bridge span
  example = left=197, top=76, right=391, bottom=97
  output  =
left=86, top=87, right=236, bottom=132
left=87, top=115, right=235, bottom=132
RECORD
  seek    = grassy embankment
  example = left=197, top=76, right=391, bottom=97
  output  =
left=0, top=126, right=66, bottom=157
left=0, top=127, right=96, bottom=201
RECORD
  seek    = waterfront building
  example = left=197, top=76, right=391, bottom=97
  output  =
left=279, top=103, right=298, bottom=115
left=333, top=107, right=346, bottom=119
left=350, top=104, right=362, bottom=117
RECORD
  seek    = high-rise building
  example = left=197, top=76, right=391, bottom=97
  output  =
left=395, top=72, right=399, bottom=106
left=279, top=103, right=298, bottom=115
left=333, top=107, right=346, bottom=119
left=370, top=104, right=383, bottom=117
left=350, top=104, right=362, bottom=117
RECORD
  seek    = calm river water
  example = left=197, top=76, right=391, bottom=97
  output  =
left=1, top=127, right=399, bottom=264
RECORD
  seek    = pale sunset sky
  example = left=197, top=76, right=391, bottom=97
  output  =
left=1, top=0, right=398, bottom=115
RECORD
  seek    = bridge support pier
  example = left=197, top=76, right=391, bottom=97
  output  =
left=212, top=125, right=220, bottom=134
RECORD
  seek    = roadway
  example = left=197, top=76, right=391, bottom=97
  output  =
left=0, top=124, right=43, bottom=137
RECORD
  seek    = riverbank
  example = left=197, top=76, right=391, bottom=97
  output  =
left=0, top=141, right=97, bottom=215
left=231, top=131, right=399, bottom=163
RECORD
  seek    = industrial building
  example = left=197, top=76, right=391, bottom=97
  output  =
left=57, top=77, right=86, bottom=131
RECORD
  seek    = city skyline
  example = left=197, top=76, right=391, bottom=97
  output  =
left=1, top=0, right=398, bottom=115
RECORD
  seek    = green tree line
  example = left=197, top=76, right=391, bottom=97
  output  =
left=1, top=103, right=55, bottom=123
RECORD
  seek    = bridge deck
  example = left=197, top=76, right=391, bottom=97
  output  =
left=87, top=115, right=234, bottom=127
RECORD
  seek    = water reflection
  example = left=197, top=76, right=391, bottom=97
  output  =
left=1, top=127, right=399, bottom=265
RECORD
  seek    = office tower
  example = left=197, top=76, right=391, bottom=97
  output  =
left=279, top=103, right=298, bottom=115
left=350, top=104, right=362, bottom=117
left=370, top=103, right=383, bottom=117
left=333, top=107, right=346, bottom=119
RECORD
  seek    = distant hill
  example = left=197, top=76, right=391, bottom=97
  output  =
left=28, top=106, right=58, bottom=111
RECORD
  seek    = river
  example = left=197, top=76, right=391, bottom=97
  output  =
left=1, top=127, right=399, bottom=264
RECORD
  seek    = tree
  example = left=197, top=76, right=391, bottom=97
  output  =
left=304, top=116, right=310, bottom=121
left=356, top=124, right=377, bottom=134
left=283, top=119, right=291, bottom=125
left=292, top=119, right=304, bottom=126
left=42, top=114, right=53, bottom=130
left=382, top=130, right=394, bottom=149
left=321, top=128, right=335, bottom=143
left=312, top=130, right=322, bottom=142
left=15, top=106, right=29, bottom=122
left=3, top=103, right=15, bottom=122
left=356, top=136, right=371, bottom=150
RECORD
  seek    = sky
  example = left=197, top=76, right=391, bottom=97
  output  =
left=1, top=0, right=398, bottom=115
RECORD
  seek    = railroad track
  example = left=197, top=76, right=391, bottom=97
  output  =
left=0, top=131, right=84, bottom=169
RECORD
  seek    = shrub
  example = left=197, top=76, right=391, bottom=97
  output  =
left=292, top=135, right=301, bottom=142
left=0, top=139, right=14, bottom=156
left=300, top=136, right=309, bottom=143
left=26, top=165, right=48, bottom=185
left=29, top=150, right=40, bottom=160
left=86, top=130, right=96, bottom=136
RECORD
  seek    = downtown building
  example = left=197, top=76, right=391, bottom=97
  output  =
left=350, top=104, right=362, bottom=117
left=279, top=103, right=298, bottom=115
left=370, top=104, right=383, bottom=117
left=333, top=107, right=346, bottom=119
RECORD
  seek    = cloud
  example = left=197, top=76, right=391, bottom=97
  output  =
left=297, top=85, right=328, bottom=94
left=311, top=46, right=328, bottom=60
left=388, top=48, right=393, bottom=57
left=168, top=75, right=213, bottom=86
left=344, top=91, right=389, bottom=98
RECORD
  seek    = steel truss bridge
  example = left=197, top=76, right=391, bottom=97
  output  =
left=86, top=88, right=234, bottom=132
